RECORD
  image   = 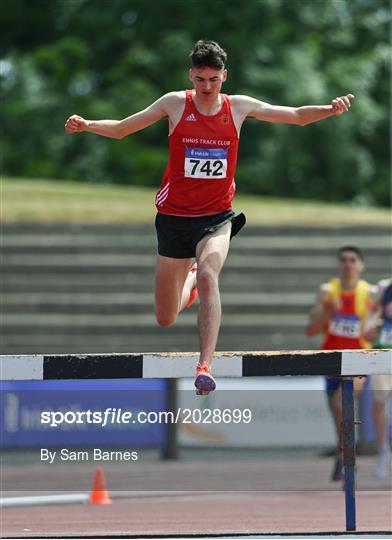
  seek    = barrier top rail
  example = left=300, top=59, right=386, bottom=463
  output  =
left=1, top=349, right=390, bottom=380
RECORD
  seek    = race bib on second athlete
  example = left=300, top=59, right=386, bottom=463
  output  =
left=184, top=147, right=227, bottom=179
left=379, top=322, right=392, bottom=348
left=329, top=314, right=361, bottom=338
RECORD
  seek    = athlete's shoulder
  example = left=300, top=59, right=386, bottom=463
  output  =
left=378, top=278, right=392, bottom=291
left=228, top=94, right=254, bottom=107
left=228, top=94, right=254, bottom=102
left=159, top=91, right=186, bottom=105
left=163, top=90, right=186, bottom=99
left=361, top=281, right=377, bottom=296
left=228, top=95, right=269, bottom=118
left=358, top=279, right=375, bottom=291
left=368, top=279, right=392, bottom=309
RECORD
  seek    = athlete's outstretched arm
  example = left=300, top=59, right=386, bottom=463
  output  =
left=64, top=93, right=176, bottom=139
left=306, top=283, right=339, bottom=337
left=233, top=94, right=354, bottom=127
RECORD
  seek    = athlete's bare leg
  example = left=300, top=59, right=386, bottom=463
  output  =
left=373, top=400, right=388, bottom=449
left=328, top=390, right=343, bottom=449
left=195, top=222, right=232, bottom=367
left=372, top=398, right=391, bottom=478
left=155, top=256, right=196, bottom=327
left=327, top=388, right=345, bottom=480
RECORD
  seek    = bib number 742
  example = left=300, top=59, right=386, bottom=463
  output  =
left=189, top=159, right=224, bottom=177
left=185, top=147, right=228, bottom=179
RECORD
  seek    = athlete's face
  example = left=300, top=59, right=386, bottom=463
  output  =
left=338, top=251, right=364, bottom=280
left=189, top=67, right=227, bottom=100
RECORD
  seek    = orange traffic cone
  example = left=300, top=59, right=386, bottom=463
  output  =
left=89, top=467, right=112, bottom=505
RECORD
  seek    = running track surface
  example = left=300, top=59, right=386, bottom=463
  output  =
left=2, top=491, right=392, bottom=537
left=2, top=457, right=391, bottom=537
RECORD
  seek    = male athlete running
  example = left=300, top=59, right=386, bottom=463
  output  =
left=306, top=246, right=376, bottom=480
left=364, top=278, right=392, bottom=478
left=65, top=40, right=354, bottom=395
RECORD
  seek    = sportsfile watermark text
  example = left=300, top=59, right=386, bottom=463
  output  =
left=41, top=408, right=252, bottom=428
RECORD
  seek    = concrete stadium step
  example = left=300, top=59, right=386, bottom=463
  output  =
left=0, top=267, right=354, bottom=279
left=3, top=234, right=389, bottom=251
left=2, top=335, right=315, bottom=355
left=2, top=271, right=387, bottom=294
left=2, top=341, right=318, bottom=355
left=3, top=306, right=312, bottom=316
left=2, top=292, right=315, bottom=306
left=2, top=253, right=389, bottom=270
left=4, top=246, right=388, bottom=257
left=2, top=333, right=318, bottom=355
left=1, top=293, right=315, bottom=316
left=2, top=312, right=308, bottom=328
left=2, top=329, right=312, bottom=341
left=3, top=223, right=389, bottom=235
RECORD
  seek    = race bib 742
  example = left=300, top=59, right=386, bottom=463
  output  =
left=184, top=147, right=227, bottom=179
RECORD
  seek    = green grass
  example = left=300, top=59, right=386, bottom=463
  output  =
left=2, top=177, right=390, bottom=226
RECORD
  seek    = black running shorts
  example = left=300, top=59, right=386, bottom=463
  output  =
left=155, top=210, right=246, bottom=259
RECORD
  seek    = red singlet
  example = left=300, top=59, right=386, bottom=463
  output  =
left=155, top=90, right=239, bottom=216
left=322, top=278, right=371, bottom=350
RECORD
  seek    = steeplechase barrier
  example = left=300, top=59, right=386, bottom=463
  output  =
left=1, top=349, right=391, bottom=532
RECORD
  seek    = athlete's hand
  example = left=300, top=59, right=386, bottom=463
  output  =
left=65, top=114, right=88, bottom=135
left=331, top=94, right=355, bottom=116
left=363, top=325, right=380, bottom=343
left=363, top=310, right=382, bottom=342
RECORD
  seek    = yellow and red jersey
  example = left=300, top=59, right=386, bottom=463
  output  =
left=322, top=278, right=372, bottom=350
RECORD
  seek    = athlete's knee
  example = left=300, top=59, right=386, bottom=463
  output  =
left=155, top=310, right=177, bottom=328
left=372, top=398, right=387, bottom=413
left=155, top=313, right=177, bottom=328
left=197, top=267, right=219, bottom=296
left=155, top=314, right=177, bottom=327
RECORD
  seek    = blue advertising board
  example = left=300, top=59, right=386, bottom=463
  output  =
left=0, top=379, right=167, bottom=447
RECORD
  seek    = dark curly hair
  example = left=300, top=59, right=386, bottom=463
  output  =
left=190, top=40, right=227, bottom=70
